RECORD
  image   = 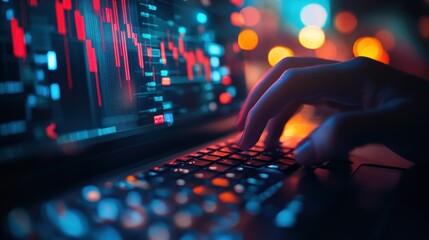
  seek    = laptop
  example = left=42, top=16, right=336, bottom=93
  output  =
left=1, top=0, right=428, bottom=239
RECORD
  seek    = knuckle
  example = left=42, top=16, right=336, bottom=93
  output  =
left=281, top=68, right=300, bottom=80
left=352, top=56, right=375, bottom=67
left=323, top=115, right=350, bottom=143
left=278, top=57, right=295, bottom=67
left=248, top=107, right=259, bottom=119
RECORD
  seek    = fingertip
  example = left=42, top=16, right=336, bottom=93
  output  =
left=294, top=139, right=316, bottom=165
left=237, top=131, right=255, bottom=150
left=263, top=138, right=280, bottom=149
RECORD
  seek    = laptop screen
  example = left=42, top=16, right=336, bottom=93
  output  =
left=0, top=0, right=246, bottom=161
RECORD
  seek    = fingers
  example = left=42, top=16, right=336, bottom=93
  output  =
left=235, top=57, right=337, bottom=130
left=237, top=57, right=387, bottom=149
left=294, top=100, right=409, bottom=165
left=263, top=103, right=301, bottom=148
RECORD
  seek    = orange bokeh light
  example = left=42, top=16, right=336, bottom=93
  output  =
left=379, top=50, right=390, bottom=64
left=353, top=37, right=388, bottom=63
left=126, top=175, right=136, bottom=182
left=267, top=46, right=294, bottom=66
left=240, top=7, right=261, bottom=27
left=193, top=185, right=208, bottom=195
left=230, top=12, right=244, bottom=27
left=298, top=26, right=325, bottom=49
left=238, top=29, right=259, bottom=50
left=219, top=191, right=239, bottom=204
left=315, top=40, right=337, bottom=60
left=87, top=190, right=101, bottom=202
left=334, top=11, right=357, bottom=34
left=212, top=178, right=229, bottom=187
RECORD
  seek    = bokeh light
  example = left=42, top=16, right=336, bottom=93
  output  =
left=238, top=29, right=259, bottom=50
left=240, top=7, right=261, bottom=27
left=379, top=50, right=390, bottom=64
left=219, top=92, right=232, bottom=104
left=267, top=46, right=294, bottom=66
left=230, top=12, right=244, bottom=27
left=334, top=11, right=357, bottom=33
left=353, top=37, right=386, bottom=62
left=229, top=0, right=243, bottom=7
left=315, top=40, right=337, bottom=60
left=196, top=12, right=207, bottom=24
left=300, top=4, right=328, bottom=28
left=298, top=26, right=325, bottom=49
left=375, top=29, right=396, bottom=51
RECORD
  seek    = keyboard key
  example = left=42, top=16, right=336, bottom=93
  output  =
left=193, top=171, right=217, bottom=180
left=193, top=185, right=215, bottom=196
left=187, top=159, right=212, bottom=167
left=224, top=172, right=245, bottom=180
left=276, top=158, right=295, bottom=165
left=232, top=166, right=257, bottom=176
left=207, top=164, right=231, bottom=173
left=244, top=159, right=265, bottom=168
left=200, top=155, right=222, bottom=161
left=165, top=160, right=183, bottom=167
left=207, top=145, right=221, bottom=150
left=284, top=152, right=295, bottom=159
left=209, top=151, right=230, bottom=157
left=227, top=154, right=246, bottom=160
left=218, top=159, right=240, bottom=166
left=218, top=147, right=239, bottom=153
left=187, top=152, right=204, bottom=158
left=173, top=165, right=199, bottom=174
left=253, top=155, right=273, bottom=162
left=246, top=177, right=263, bottom=186
left=177, top=156, right=194, bottom=162
left=152, top=166, right=168, bottom=173
left=211, top=177, right=230, bottom=187
left=219, top=191, right=240, bottom=204
left=237, top=150, right=259, bottom=157
left=263, top=150, right=285, bottom=157
left=266, top=164, right=290, bottom=171
left=198, top=149, right=214, bottom=154
left=233, top=184, right=245, bottom=194
left=249, top=145, right=265, bottom=151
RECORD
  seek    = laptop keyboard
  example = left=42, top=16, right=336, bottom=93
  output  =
left=5, top=138, right=356, bottom=239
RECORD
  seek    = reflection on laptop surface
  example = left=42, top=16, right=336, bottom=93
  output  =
left=0, top=1, right=427, bottom=240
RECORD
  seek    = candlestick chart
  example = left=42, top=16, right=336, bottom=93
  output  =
left=0, top=0, right=245, bottom=152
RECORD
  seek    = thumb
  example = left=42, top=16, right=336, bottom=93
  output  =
left=293, top=103, right=403, bottom=165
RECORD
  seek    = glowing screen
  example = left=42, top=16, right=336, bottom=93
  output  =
left=0, top=0, right=245, bottom=159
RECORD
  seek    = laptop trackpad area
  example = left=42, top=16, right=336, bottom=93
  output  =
left=352, top=165, right=404, bottom=193
left=351, top=165, right=404, bottom=211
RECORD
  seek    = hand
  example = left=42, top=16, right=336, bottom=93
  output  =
left=236, top=57, right=429, bottom=165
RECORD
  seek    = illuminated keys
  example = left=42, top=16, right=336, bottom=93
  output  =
left=209, top=151, right=230, bottom=157
left=193, top=185, right=214, bottom=196
left=211, top=177, right=229, bottom=187
left=200, top=155, right=221, bottom=161
left=219, top=191, right=240, bottom=204
left=81, top=185, right=101, bottom=202
left=126, top=175, right=136, bottom=183
left=208, top=164, right=230, bottom=173
left=174, top=211, right=193, bottom=228
left=193, top=171, right=216, bottom=180
left=187, top=159, right=211, bottom=167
